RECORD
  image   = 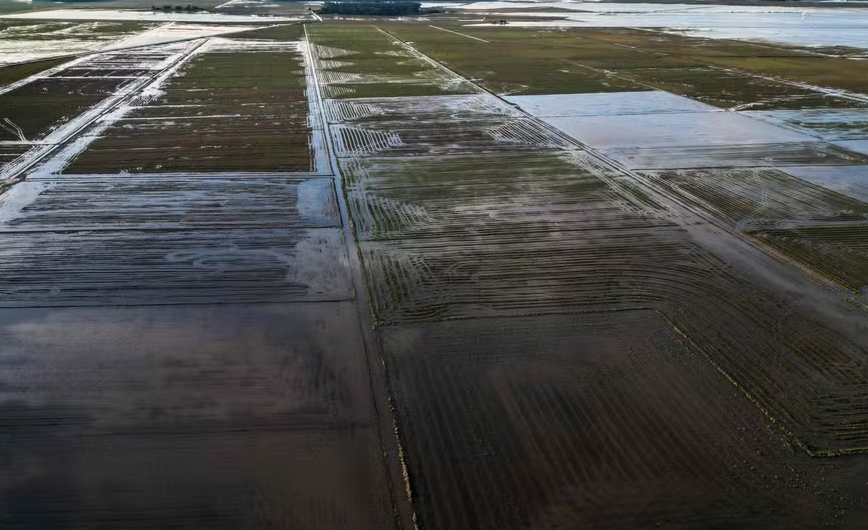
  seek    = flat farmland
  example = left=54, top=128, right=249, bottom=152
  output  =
left=0, top=24, right=399, bottom=529
left=0, top=20, right=158, bottom=65
left=306, top=20, right=868, bottom=530
left=65, top=40, right=314, bottom=173
left=0, top=42, right=199, bottom=178
left=383, top=312, right=856, bottom=529
left=0, top=77, right=123, bottom=142
left=4, top=12, right=868, bottom=530
left=307, top=24, right=477, bottom=99
left=0, top=57, right=70, bottom=86
left=379, top=24, right=868, bottom=109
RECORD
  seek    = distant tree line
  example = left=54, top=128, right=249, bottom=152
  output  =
left=151, top=4, right=202, bottom=12
left=318, top=1, right=426, bottom=16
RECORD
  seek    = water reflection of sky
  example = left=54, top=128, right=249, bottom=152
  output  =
left=427, top=1, right=868, bottom=49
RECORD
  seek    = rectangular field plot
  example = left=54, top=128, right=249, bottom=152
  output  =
left=783, top=165, right=868, bottom=203
left=543, top=111, right=813, bottom=149
left=382, top=311, right=844, bottom=530
left=535, top=110, right=868, bottom=169
left=324, top=94, right=523, bottom=123
left=374, top=24, right=867, bottom=109
left=0, top=172, right=350, bottom=306
left=698, top=55, right=868, bottom=95
left=0, top=56, right=70, bottom=87
left=611, top=66, right=861, bottom=110
left=356, top=152, right=868, bottom=455
left=378, top=23, right=649, bottom=96
left=343, top=151, right=703, bottom=323
left=749, top=226, right=868, bottom=293
left=0, top=42, right=197, bottom=175
left=0, top=303, right=391, bottom=529
left=0, top=227, right=351, bottom=306
left=332, top=84, right=868, bottom=459
left=308, top=24, right=478, bottom=99
left=641, top=168, right=868, bottom=229
left=635, top=167, right=868, bottom=295
left=0, top=177, right=339, bottom=232
left=0, top=74, right=132, bottom=144
left=333, top=117, right=571, bottom=157
left=0, top=89, right=103, bottom=142
left=744, top=108, right=868, bottom=142
left=326, top=94, right=572, bottom=157
left=601, top=142, right=868, bottom=170
left=64, top=40, right=315, bottom=174
left=504, top=90, right=718, bottom=118
left=0, top=20, right=157, bottom=65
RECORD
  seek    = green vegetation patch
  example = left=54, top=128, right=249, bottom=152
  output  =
left=173, top=52, right=306, bottom=89
left=378, top=23, right=647, bottom=95
left=65, top=48, right=312, bottom=173
left=372, top=25, right=868, bottom=106
left=234, top=23, right=305, bottom=41
left=0, top=56, right=71, bottom=88
left=577, top=28, right=811, bottom=57
left=309, top=23, right=477, bottom=98
left=579, top=29, right=868, bottom=97
left=0, top=92, right=101, bottom=141
left=699, top=56, right=868, bottom=94
left=612, top=66, right=856, bottom=110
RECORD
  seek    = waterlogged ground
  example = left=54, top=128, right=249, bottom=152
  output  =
left=4, top=15, right=868, bottom=530
left=65, top=39, right=316, bottom=173
left=0, top=25, right=403, bottom=530
left=309, top=21, right=868, bottom=530
left=0, top=19, right=158, bottom=64
left=440, top=1, right=868, bottom=49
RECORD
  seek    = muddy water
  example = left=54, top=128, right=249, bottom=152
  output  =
left=0, top=37, right=396, bottom=526
left=783, top=164, right=868, bottom=202
left=0, top=304, right=392, bottom=529
left=0, top=173, right=393, bottom=526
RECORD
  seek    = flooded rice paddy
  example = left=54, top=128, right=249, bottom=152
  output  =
left=0, top=20, right=157, bottom=65
left=309, top=21, right=868, bottom=529
left=3, top=13, right=868, bottom=530
left=448, top=1, right=868, bottom=50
